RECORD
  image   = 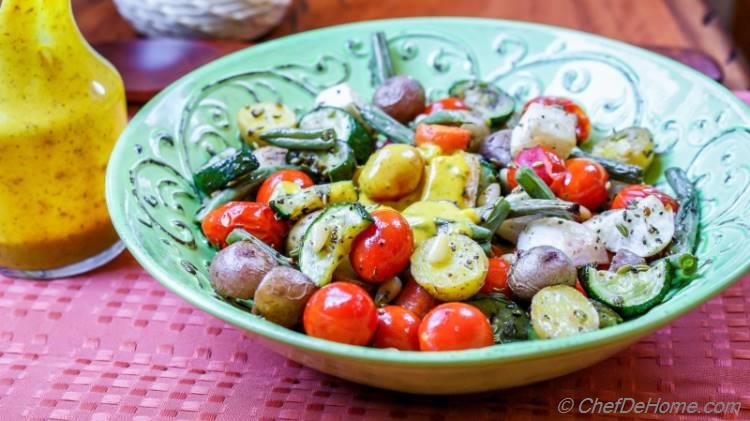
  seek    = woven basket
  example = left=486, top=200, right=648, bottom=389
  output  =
left=113, top=0, right=291, bottom=40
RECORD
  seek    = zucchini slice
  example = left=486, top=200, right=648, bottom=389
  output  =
left=410, top=233, right=488, bottom=301
left=286, top=140, right=356, bottom=182
left=285, top=210, right=323, bottom=257
left=589, top=299, right=624, bottom=328
left=467, top=293, right=530, bottom=344
left=193, top=147, right=259, bottom=195
left=581, top=259, right=671, bottom=318
left=269, top=181, right=358, bottom=220
left=530, top=285, right=599, bottom=339
left=299, top=203, right=373, bottom=286
left=300, top=107, right=373, bottom=164
left=448, top=80, right=515, bottom=128
left=238, top=102, right=296, bottom=146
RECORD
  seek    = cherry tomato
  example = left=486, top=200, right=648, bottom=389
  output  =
left=480, top=257, right=511, bottom=297
left=507, top=145, right=567, bottom=190
left=202, top=201, right=288, bottom=249
left=350, top=209, right=414, bottom=283
left=256, top=169, right=314, bottom=203
left=394, top=278, right=439, bottom=318
left=415, top=123, right=472, bottom=153
left=524, top=96, right=591, bottom=142
left=303, top=283, right=378, bottom=346
left=552, top=158, right=609, bottom=210
left=418, top=303, right=493, bottom=351
left=611, top=184, right=679, bottom=212
left=372, top=306, right=421, bottom=350
left=424, top=97, right=470, bottom=114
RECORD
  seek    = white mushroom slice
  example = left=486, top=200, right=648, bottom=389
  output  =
left=517, top=217, right=609, bottom=266
left=584, top=195, right=674, bottom=257
left=510, top=103, right=577, bottom=158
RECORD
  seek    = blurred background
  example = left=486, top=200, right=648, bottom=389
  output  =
left=67, top=0, right=749, bottom=92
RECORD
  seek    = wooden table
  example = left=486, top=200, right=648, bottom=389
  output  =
left=73, top=0, right=749, bottom=90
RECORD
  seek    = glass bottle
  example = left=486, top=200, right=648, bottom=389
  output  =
left=0, top=0, right=127, bottom=278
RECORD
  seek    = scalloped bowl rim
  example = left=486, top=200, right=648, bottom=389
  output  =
left=107, top=17, right=750, bottom=367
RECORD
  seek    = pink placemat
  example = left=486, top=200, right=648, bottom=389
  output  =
left=0, top=93, right=748, bottom=420
left=1, top=253, right=749, bottom=421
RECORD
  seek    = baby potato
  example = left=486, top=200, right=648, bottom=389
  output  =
left=410, top=233, right=488, bottom=301
left=373, top=75, right=426, bottom=123
left=253, top=267, right=317, bottom=327
left=209, top=241, right=277, bottom=299
left=508, top=245, right=576, bottom=300
left=359, top=144, right=424, bottom=201
left=238, top=102, right=296, bottom=146
left=591, top=127, right=655, bottom=170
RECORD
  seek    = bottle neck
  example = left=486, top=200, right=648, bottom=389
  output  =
left=0, top=0, right=79, bottom=42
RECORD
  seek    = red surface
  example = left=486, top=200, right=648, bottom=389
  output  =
left=1, top=253, right=750, bottom=420
left=0, top=94, right=747, bottom=420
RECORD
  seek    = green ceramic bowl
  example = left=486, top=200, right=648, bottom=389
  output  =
left=106, top=18, right=750, bottom=394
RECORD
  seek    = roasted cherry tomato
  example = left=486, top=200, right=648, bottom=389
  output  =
left=202, top=201, right=288, bottom=249
left=611, top=184, right=679, bottom=212
left=553, top=158, right=609, bottom=210
left=415, top=123, right=472, bottom=154
left=524, top=96, right=591, bottom=142
left=424, top=97, right=470, bottom=114
left=256, top=169, right=314, bottom=203
left=418, top=303, right=493, bottom=351
left=372, top=305, right=421, bottom=350
left=394, top=278, right=439, bottom=319
left=480, top=257, right=511, bottom=297
left=303, top=283, right=378, bottom=346
left=350, top=209, right=414, bottom=283
left=507, top=145, right=567, bottom=190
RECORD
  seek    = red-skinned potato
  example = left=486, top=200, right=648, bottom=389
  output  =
left=373, top=76, right=426, bottom=123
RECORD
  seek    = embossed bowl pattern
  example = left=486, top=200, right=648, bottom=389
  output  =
left=106, top=18, right=750, bottom=393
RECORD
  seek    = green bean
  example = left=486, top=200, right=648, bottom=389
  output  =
left=358, top=103, right=415, bottom=144
left=479, top=240, right=493, bottom=257
left=666, top=167, right=694, bottom=199
left=370, top=31, right=395, bottom=87
left=570, top=148, right=643, bottom=183
left=225, top=228, right=293, bottom=267
left=667, top=253, right=697, bottom=275
left=508, top=199, right=581, bottom=218
left=515, top=166, right=555, bottom=199
left=479, top=197, right=511, bottom=234
left=259, top=128, right=337, bottom=150
left=665, top=252, right=699, bottom=288
left=195, top=165, right=299, bottom=222
left=420, top=110, right=473, bottom=126
left=435, top=218, right=493, bottom=242
left=665, top=167, right=700, bottom=255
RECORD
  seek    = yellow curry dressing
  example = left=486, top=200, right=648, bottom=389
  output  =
left=420, top=152, right=472, bottom=208
left=0, top=0, right=127, bottom=269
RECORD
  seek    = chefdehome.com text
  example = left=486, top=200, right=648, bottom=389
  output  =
left=557, top=397, right=741, bottom=416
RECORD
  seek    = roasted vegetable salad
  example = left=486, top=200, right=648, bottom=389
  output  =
left=193, top=31, right=700, bottom=352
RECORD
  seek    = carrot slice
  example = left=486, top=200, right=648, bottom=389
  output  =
left=415, top=123, right=471, bottom=153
